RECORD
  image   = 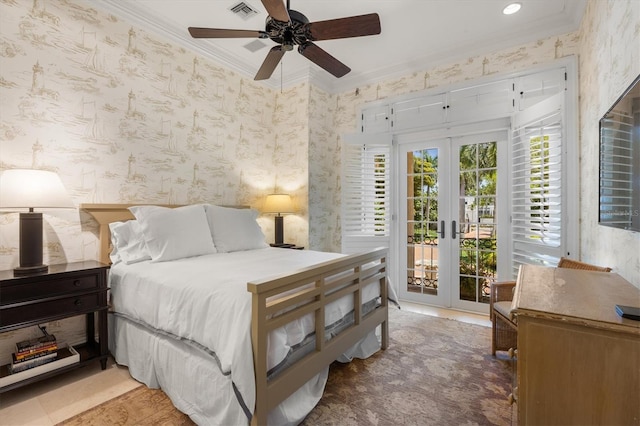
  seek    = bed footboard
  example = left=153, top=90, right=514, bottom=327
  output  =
left=247, top=247, right=388, bottom=426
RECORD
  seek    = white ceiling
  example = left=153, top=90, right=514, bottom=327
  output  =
left=95, top=0, right=587, bottom=93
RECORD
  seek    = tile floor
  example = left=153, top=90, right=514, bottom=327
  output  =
left=400, top=301, right=492, bottom=327
left=0, top=359, right=140, bottom=425
left=0, top=303, right=490, bottom=425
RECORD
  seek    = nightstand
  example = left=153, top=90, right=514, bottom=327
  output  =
left=270, top=243, right=304, bottom=250
left=0, top=260, right=110, bottom=393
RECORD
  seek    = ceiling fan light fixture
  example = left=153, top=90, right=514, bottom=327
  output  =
left=502, top=2, right=522, bottom=15
left=189, top=0, right=381, bottom=80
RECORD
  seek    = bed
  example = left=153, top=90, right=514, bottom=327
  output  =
left=81, top=203, right=388, bottom=425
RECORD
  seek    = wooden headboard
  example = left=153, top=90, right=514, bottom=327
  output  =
left=81, top=203, right=250, bottom=265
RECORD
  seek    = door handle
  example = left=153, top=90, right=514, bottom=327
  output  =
left=452, top=220, right=457, bottom=239
left=440, top=220, right=445, bottom=239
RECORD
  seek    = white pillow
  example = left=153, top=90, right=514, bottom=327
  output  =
left=129, top=205, right=217, bottom=262
left=108, top=221, right=124, bottom=264
left=204, top=205, right=268, bottom=252
left=108, top=220, right=151, bottom=265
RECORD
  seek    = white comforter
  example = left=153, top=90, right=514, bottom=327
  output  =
left=109, top=247, right=380, bottom=419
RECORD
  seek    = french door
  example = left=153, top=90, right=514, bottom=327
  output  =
left=398, top=128, right=509, bottom=313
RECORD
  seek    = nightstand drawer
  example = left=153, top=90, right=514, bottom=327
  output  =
left=0, top=274, right=99, bottom=304
left=0, top=293, right=104, bottom=327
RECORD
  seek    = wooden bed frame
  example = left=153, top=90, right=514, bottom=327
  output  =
left=81, top=203, right=388, bottom=426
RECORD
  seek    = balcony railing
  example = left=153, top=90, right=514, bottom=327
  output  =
left=407, top=227, right=497, bottom=303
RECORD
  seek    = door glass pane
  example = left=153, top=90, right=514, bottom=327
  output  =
left=458, top=141, right=497, bottom=304
left=460, top=171, right=477, bottom=196
left=406, top=149, right=439, bottom=295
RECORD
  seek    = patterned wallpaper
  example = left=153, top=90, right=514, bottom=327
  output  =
left=0, top=0, right=312, bottom=272
left=577, top=0, right=640, bottom=287
left=0, top=0, right=636, bottom=312
left=308, top=84, right=340, bottom=252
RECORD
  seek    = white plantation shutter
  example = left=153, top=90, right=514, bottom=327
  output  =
left=511, top=93, right=566, bottom=274
left=342, top=134, right=392, bottom=254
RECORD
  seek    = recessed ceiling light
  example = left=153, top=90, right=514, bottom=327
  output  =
left=503, top=2, right=522, bottom=15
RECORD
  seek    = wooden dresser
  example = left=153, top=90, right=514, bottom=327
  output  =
left=512, top=264, right=640, bottom=425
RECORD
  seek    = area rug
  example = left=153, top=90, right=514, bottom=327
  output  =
left=57, top=385, right=193, bottom=425
left=59, top=308, right=514, bottom=426
left=302, top=308, right=514, bottom=426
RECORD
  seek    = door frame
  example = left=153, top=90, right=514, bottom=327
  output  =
left=398, top=137, right=452, bottom=307
left=448, top=130, right=510, bottom=313
left=396, top=119, right=510, bottom=313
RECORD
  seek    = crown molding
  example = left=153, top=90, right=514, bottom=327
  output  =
left=325, top=2, right=587, bottom=94
left=94, top=1, right=273, bottom=83
left=94, top=0, right=588, bottom=96
left=94, top=0, right=348, bottom=93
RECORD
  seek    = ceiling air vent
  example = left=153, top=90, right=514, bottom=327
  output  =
left=244, top=39, right=267, bottom=53
left=229, top=2, right=260, bottom=20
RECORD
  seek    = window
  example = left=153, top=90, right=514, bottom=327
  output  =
left=350, top=62, right=577, bottom=282
left=512, top=94, right=565, bottom=274
left=341, top=136, right=392, bottom=254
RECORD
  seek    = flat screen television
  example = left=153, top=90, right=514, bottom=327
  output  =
left=599, top=74, right=640, bottom=232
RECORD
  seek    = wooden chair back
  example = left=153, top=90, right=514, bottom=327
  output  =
left=557, top=257, right=612, bottom=272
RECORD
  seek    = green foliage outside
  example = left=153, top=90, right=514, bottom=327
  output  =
left=409, top=142, right=498, bottom=303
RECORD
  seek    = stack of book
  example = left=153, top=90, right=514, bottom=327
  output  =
left=1, top=343, right=79, bottom=388
left=11, top=334, right=58, bottom=374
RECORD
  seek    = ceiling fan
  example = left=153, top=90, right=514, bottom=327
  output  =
left=188, top=0, right=381, bottom=80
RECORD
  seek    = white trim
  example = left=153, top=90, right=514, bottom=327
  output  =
left=397, top=137, right=452, bottom=308
left=89, top=1, right=586, bottom=94
left=359, top=57, right=576, bottom=123
left=563, top=58, right=580, bottom=259
left=397, top=125, right=509, bottom=314
left=353, top=58, right=578, bottom=307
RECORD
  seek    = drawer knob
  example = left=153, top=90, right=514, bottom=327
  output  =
left=73, top=280, right=81, bottom=287
left=74, top=299, right=82, bottom=306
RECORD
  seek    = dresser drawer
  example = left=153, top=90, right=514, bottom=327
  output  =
left=0, top=274, right=99, bottom=304
left=0, top=292, right=105, bottom=327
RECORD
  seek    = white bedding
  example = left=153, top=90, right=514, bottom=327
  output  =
left=109, top=247, right=382, bottom=423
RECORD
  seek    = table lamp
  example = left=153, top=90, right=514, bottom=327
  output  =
left=0, top=169, right=74, bottom=275
left=263, top=194, right=294, bottom=246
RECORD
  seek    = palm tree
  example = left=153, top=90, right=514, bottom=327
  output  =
left=458, top=142, right=498, bottom=301
left=459, top=142, right=498, bottom=231
left=413, top=150, right=438, bottom=241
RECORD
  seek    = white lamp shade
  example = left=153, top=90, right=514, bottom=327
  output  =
left=0, top=169, right=74, bottom=209
left=263, top=194, right=294, bottom=214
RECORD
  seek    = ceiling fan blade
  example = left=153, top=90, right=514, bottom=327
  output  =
left=308, top=13, right=381, bottom=41
left=261, top=0, right=290, bottom=22
left=188, top=27, right=267, bottom=39
left=254, top=46, right=286, bottom=80
left=298, top=42, right=350, bottom=78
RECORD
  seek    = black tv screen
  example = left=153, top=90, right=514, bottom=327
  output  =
left=599, top=74, right=640, bottom=232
